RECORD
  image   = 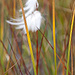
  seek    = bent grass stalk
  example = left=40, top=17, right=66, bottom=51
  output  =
left=19, top=0, right=36, bottom=75
left=66, top=9, right=75, bottom=75
left=53, top=0, right=57, bottom=75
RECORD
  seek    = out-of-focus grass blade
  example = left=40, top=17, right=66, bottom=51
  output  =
left=38, top=28, right=71, bottom=75
left=52, top=0, right=57, bottom=75
left=0, top=0, right=4, bottom=48
left=1, top=1, right=4, bottom=41
left=13, top=0, right=15, bottom=17
left=5, top=58, right=10, bottom=75
left=19, top=0, right=36, bottom=75
left=0, top=0, right=5, bottom=71
left=36, top=31, right=38, bottom=75
left=0, top=39, right=18, bottom=75
left=66, top=9, right=75, bottom=75
left=8, top=40, right=23, bottom=75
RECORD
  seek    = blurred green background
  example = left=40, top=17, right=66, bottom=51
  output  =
left=0, top=0, right=75, bottom=75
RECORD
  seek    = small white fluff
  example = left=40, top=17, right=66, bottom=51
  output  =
left=7, top=11, right=42, bottom=34
left=19, top=0, right=39, bottom=17
left=6, top=54, right=10, bottom=61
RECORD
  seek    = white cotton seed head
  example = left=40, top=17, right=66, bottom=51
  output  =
left=7, top=11, right=42, bottom=34
left=7, top=0, right=42, bottom=34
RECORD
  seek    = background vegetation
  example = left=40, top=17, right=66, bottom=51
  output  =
left=0, top=0, right=75, bottom=75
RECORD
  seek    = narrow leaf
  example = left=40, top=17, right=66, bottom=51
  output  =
left=52, top=0, right=57, bottom=75
left=66, top=9, right=75, bottom=75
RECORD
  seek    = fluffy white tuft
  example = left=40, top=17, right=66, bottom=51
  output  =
left=7, top=0, right=42, bottom=34
left=7, top=11, right=42, bottom=34
left=19, top=0, right=39, bottom=17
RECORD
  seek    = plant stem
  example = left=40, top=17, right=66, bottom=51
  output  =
left=36, top=31, right=38, bottom=75
left=52, top=0, right=57, bottom=75
left=71, top=40, right=73, bottom=75
left=19, top=0, right=36, bottom=75
left=66, top=9, right=75, bottom=75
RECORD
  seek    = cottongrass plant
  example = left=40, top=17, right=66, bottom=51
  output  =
left=7, top=0, right=42, bottom=75
left=7, top=0, right=42, bottom=34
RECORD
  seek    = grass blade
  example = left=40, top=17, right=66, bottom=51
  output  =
left=38, top=29, right=71, bottom=75
left=52, top=0, right=57, bottom=75
left=41, top=51, right=50, bottom=75
left=8, top=40, right=23, bottom=75
left=38, top=23, right=47, bottom=60
left=10, top=26, right=30, bottom=75
left=36, top=31, right=38, bottom=75
left=0, top=0, right=4, bottom=71
left=71, top=40, right=73, bottom=75
left=19, top=0, right=36, bottom=75
left=13, top=0, right=15, bottom=17
left=66, top=9, right=75, bottom=75
left=1, top=0, right=4, bottom=41
left=0, top=39, right=18, bottom=75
